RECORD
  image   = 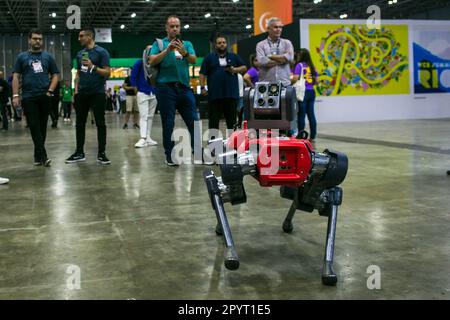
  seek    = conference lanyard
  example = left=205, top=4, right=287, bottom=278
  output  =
left=268, top=39, right=281, bottom=55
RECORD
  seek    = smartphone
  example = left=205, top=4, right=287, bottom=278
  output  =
left=174, top=34, right=182, bottom=42
left=82, top=52, right=89, bottom=60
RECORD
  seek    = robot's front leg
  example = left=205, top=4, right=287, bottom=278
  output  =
left=203, top=170, right=240, bottom=270
left=321, top=187, right=343, bottom=286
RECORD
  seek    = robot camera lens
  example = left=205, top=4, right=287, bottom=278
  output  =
left=258, top=86, right=267, bottom=94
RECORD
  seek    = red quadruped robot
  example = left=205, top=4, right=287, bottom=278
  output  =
left=203, top=82, right=349, bottom=286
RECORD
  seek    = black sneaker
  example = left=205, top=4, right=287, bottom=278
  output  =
left=65, top=152, right=86, bottom=164
left=123, top=124, right=128, bottom=129
left=97, top=153, right=111, bottom=165
left=165, top=154, right=179, bottom=167
left=133, top=123, right=140, bottom=129
left=34, top=159, right=42, bottom=166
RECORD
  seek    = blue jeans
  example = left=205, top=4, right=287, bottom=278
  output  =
left=0, top=101, right=8, bottom=129
left=297, top=90, right=317, bottom=140
left=155, top=83, right=200, bottom=157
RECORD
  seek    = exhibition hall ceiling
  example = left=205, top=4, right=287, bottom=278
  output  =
left=0, top=0, right=445, bottom=34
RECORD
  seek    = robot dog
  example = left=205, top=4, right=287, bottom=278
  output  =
left=203, top=82, right=348, bottom=286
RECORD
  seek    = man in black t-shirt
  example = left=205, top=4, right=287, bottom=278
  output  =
left=122, top=75, right=139, bottom=130
left=65, top=28, right=111, bottom=165
left=12, top=29, right=60, bottom=166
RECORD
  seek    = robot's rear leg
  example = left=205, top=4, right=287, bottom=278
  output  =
left=282, top=202, right=297, bottom=233
left=322, top=203, right=338, bottom=286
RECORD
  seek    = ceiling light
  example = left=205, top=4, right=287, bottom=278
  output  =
left=184, top=24, right=190, bottom=29
left=51, top=24, right=56, bottom=29
left=246, top=24, right=252, bottom=29
left=232, top=0, right=240, bottom=2
left=120, top=24, right=125, bottom=29
left=204, top=13, right=211, bottom=18
left=51, top=12, right=57, bottom=18
left=131, top=13, right=136, bottom=18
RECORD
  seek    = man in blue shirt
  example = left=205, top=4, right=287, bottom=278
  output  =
left=12, top=29, right=60, bottom=167
left=131, top=45, right=158, bottom=148
left=199, top=36, right=247, bottom=137
left=66, top=28, right=111, bottom=165
left=149, top=15, right=207, bottom=166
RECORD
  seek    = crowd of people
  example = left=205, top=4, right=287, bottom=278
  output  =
left=1, top=15, right=319, bottom=183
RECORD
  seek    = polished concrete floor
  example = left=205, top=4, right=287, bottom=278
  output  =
left=0, top=114, right=449, bottom=300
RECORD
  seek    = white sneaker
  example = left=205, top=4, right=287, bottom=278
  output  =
left=146, top=138, right=158, bottom=146
left=193, top=150, right=214, bottom=165
left=134, top=138, right=148, bottom=148
left=0, top=177, right=9, bottom=185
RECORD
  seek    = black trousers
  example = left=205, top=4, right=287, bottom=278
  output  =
left=208, top=98, right=237, bottom=134
left=49, top=97, right=59, bottom=124
left=22, top=95, right=50, bottom=161
left=62, top=102, right=72, bottom=118
left=75, top=93, right=107, bottom=154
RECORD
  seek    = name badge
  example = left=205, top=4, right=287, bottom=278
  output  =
left=219, top=58, right=227, bottom=67
left=271, top=47, right=280, bottom=56
left=32, top=60, right=43, bottom=73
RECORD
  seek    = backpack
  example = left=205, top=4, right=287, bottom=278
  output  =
left=143, top=38, right=163, bottom=86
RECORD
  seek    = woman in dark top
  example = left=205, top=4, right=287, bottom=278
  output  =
left=292, top=48, right=318, bottom=142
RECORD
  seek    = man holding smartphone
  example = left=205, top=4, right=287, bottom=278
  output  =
left=199, top=36, right=247, bottom=137
left=149, top=15, right=206, bottom=166
left=66, top=28, right=111, bottom=165
left=12, top=29, right=60, bottom=167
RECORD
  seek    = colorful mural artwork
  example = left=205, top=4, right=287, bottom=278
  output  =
left=310, top=24, right=410, bottom=96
